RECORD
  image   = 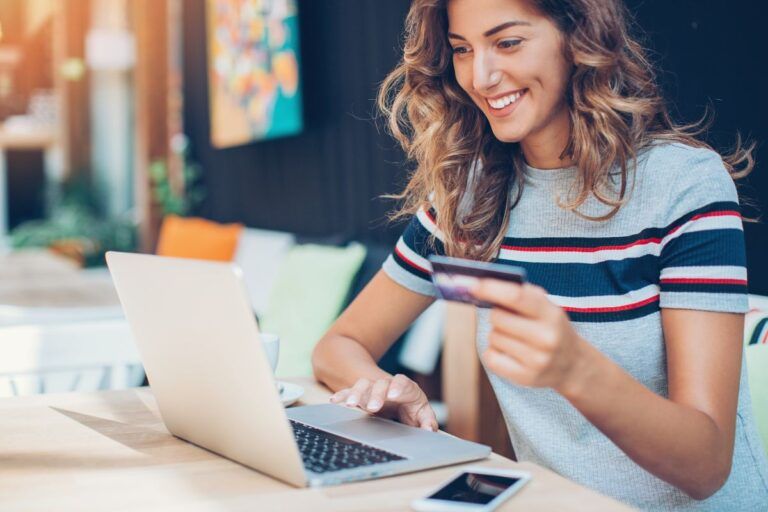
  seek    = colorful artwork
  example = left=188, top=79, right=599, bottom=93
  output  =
left=206, top=0, right=303, bottom=147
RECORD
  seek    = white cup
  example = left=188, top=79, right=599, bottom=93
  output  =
left=260, top=332, right=280, bottom=373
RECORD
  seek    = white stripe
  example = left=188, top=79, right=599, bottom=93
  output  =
left=548, top=284, right=660, bottom=309
left=416, top=207, right=445, bottom=242
left=661, top=214, right=743, bottom=249
left=661, top=265, right=747, bottom=281
left=396, top=238, right=432, bottom=273
left=498, top=242, right=661, bottom=264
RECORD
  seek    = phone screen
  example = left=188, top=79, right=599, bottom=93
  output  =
left=428, top=472, right=521, bottom=505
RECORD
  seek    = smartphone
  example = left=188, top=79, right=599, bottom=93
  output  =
left=428, top=255, right=527, bottom=308
left=411, top=466, right=531, bottom=511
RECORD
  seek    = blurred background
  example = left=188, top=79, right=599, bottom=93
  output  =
left=0, top=0, right=765, bottom=454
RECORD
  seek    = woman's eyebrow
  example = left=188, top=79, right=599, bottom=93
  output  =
left=447, top=20, right=532, bottom=41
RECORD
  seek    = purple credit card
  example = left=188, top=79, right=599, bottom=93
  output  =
left=428, top=255, right=527, bottom=308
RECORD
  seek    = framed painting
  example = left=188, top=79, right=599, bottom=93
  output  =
left=206, top=0, right=303, bottom=147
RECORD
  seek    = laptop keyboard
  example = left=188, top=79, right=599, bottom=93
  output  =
left=289, top=420, right=406, bottom=474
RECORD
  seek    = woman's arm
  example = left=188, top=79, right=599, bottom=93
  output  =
left=312, top=270, right=439, bottom=429
left=472, top=280, right=743, bottom=500
left=311, top=269, right=434, bottom=390
left=562, top=308, right=741, bottom=499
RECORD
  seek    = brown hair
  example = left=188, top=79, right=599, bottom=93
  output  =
left=378, top=0, right=755, bottom=261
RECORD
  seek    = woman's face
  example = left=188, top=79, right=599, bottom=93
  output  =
left=447, top=0, right=572, bottom=145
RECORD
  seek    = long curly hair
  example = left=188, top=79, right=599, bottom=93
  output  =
left=378, top=0, right=755, bottom=261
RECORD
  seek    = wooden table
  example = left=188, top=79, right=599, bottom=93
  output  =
left=0, top=250, right=123, bottom=327
left=0, top=377, right=633, bottom=511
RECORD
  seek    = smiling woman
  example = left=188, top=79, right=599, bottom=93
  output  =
left=311, top=1, right=768, bottom=510
left=446, top=10, right=570, bottom=151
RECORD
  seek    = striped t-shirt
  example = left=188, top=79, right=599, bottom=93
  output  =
left=383, top=142, right=768, bottom=511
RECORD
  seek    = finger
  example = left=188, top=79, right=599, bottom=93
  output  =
left=345, top=379, right=371, bottom=407
left=366, top=379, right=390, bottom=412
left=416, top=404, right=438, bottom=432
left=487, top=330, right=548, bottom=370
left=386, top=374, right=420, bottom=403
left=482, top=348, right=528, bottom=383
left=472, top=280, right=553, bottom=319
left=489, top=309, right=557, bottom=351
left=329, top=388, right=351, bottom=404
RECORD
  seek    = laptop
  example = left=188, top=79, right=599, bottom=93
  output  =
left=105, top=251, right=490, bottom=487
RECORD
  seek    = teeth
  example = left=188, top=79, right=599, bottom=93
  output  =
left=488, top=90, right=524, bottom=109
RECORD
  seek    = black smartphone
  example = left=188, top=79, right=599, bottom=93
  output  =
left=411, top=467, right=531, bottom=511
left=428, top=255, right=527, bottom=308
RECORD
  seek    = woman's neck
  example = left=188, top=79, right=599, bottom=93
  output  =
left=520, top=105, right=573, bottom=169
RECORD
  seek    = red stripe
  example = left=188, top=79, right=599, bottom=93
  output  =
left=562, top=294, right=659, bottom=314
left=761, top=327, right=768, bottom=345
left=501, top=237, right=661, bottom=253
left=661, top=278, right=748, bottom=286
left=394, top=246, right=430, bottom=274
left=424, top=208, right=437, bottom=225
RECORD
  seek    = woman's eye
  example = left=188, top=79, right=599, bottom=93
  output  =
left=451, top=46, right=470, bottom=55
left=499, top=39, right=523, bottom=49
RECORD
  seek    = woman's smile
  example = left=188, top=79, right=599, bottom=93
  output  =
left=483, top=88, right=528, bottom=118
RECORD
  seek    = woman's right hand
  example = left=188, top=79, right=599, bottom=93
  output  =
left=328, top=374, right=438, bottom=431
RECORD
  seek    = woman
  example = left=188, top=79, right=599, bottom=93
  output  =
left=311, top=0, right=768, bottom=509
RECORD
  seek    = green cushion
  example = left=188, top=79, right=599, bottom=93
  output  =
left=744, top=307, right=768, bottom=455
left=260, top=243, right=366, bottom=378
left=746, top=345, right=768, bottom=455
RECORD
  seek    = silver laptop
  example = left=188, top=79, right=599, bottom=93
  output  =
left=105, top=251, right=490, bottom=487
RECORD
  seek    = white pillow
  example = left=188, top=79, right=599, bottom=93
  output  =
left=233, top=228, right=295, bottom=317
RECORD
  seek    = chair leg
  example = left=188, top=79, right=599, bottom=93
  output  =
left=99, top=366, right=112, bottom=390
left=71, top=372, right=82, bottom=392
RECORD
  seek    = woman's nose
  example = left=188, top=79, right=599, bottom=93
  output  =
left=472, top=54, right=503, bottom=93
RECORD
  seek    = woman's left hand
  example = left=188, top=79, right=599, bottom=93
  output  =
left=471, top=279, right=589, bottom=394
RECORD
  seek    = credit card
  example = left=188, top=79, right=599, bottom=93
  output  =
left=428, top=255, right=527, bottom=308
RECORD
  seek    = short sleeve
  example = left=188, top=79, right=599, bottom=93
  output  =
left=658, top=147, right=748, bottom=313
left=382, top=206, right=445, bottom=296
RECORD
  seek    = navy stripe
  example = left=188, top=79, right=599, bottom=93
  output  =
left=495, top=256, right=658, bottom=298
left=501, top=201, right=740, bottom=249
left=567, top=300, right=660, bottom=323
left=403, top=214, right=445, bottom=255
left=392, top=249, right=432, bottom=282
left=501, top=227, right=666, bottom=249
left=660, top=230, right=746, bottom=267
left=660, top=282, right=748, bottom=294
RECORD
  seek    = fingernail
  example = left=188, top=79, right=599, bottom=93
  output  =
left=346, top=396, right=357, bottom=406
left=387, top=389, right=400, bottom=399
left=367, top=400, right=381, bottom=410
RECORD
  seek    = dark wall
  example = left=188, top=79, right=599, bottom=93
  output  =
left=625, top=0, right=768, bottom=293
left=183, top=0, right=413, bottom=244
left=182, top=0, right=768, bottom=292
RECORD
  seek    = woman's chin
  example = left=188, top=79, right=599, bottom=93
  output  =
left=489, top=125, right=528, bottom=144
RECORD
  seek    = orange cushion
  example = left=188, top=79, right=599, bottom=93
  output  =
left=156, top=215, right=243, bottom=261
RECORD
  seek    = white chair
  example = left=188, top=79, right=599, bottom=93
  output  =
left=0, top=319, right=143, bottom=397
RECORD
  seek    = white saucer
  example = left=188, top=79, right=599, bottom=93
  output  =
left=277, top=381, right=304, bottom=407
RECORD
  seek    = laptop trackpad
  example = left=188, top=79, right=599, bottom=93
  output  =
left=329, top=417, right=418, bottom=442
